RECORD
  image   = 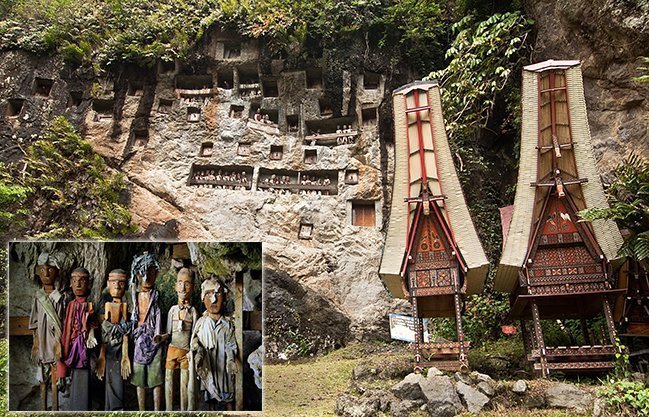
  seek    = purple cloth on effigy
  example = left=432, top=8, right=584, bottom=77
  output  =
left=65, top=303, right=88, bottom=369
left=132, top=289, right=161, bottom=365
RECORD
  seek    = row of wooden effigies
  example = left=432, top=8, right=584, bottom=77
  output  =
left=29, top=251, right=239, bottom=411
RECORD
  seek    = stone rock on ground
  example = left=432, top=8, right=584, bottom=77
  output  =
left=512, top=379, right=527, bottom=394
left=391, top=373, right=425, bottom=401
left=335, top=394, right=379, bottom=417
left=545, top=382, right=593, bottom=412
left=456, top=381, right=490, bottom=413
left=391, top=399, right=425, bottom=417
left=477, top=381, right=495, bottom=397
left=454, top=372, right=473, bottom=385
left=419, top=375, right=465, bottom=417
left=427, top=367, right=444, bottom=377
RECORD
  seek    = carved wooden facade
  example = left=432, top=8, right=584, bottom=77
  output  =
left=380, top=81, right=488, bottom=371
left=496, top=60, right=625, bottom=376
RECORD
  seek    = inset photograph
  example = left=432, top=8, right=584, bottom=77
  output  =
left=7, top=241, right=262, bottom=412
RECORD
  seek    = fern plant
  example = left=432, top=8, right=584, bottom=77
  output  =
left=580, top=154, right=649, bottom=263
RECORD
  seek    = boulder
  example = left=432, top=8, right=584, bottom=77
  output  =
left=427, top=367, right=444, bottom=377
left=477, top=381, right=495, bottom=397
left=454, top=372, right=473, bottom=385
left=545, top=382, right=593, bottom=412
left=419, top=375, right=465, bottom=417
left=456, top=381, right=490, bottom=413
left=391, top=399, right=425, bottom=417
left=512, top=379, right=527, bottom=394
left=391, top=373, right=425, bottom=401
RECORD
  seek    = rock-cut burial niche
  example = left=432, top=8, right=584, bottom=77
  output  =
left=33, top=77, right=54, bottom=97
left=176, top=75, right=214, bottom=90
left=306, top=68, right=323, bottom=89
left=6, top=99, right=24, bottom=117
left=218, top=69, right=234, bottom=89
left=351, top=200, right=376, bottom=226
left=238, top=65, right=260, bottom=86
left=223, top=41, right=241, bottom=59
left=189, top=164, right=252, bottom=189
left=345, top=169, right=359, bottom=185
left=258, top=168, right=337, bottom=196
left=361, top=107, right=377, bottom=126
left=304, top=149, right=317, bottom=164
left=250, top=106, right=279, bottom=125
left=305, top=116, right=357, bottom=146
left=92, top=99, right=114, bottom=120
left=286, top=115, right=299, bottom=134
left=187, top=107, right=201, bottom=122
left=319, top=98, right=333, bottom=117
left=298, top=223, right=313, bottom=240
left=132, top=129, right=149, bottom=148
left=158, top=60, right=176, bottom=75
left=237, top=142, right=251, bottom=156
left=200, top=142, right=214, bottom=157
left=262, top=79, right=279, bottom=97
left=270, top=145, right=283, bottom=160
left=158, top=98, right=173, bottom=114
left=229, top=105, right=244, bottom=118
left=363, top=71, right=381, bottom=90
left=68, top=91, right=83, bottom=108
left=127, top=80, right=144, bottom=96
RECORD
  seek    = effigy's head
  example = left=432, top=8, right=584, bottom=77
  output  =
left=131, top=252, right=160, bottom=290
left=201, top=277, right=228, bottom=314
left=176, top=268, right=194, bottom=302
left=71, top=267, right=90, bottom=297
left=35, top=252, right=60, bottom=286
left=107, top=269, right=128, bottom=299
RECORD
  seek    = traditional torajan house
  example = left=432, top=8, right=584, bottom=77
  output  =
left=379, top=81, right=489, bottom=371
left=495, top=60, right=625, bottom=377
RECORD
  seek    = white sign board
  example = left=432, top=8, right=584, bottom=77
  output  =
left=389, top=313, right=430, bottom=343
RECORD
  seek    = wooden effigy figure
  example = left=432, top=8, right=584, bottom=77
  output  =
left=29, top=252, right=68, bottom=411
left=190, top=277, right=238, bottom=411
left=155, top=267, right=199, bottom=411
left=130, top=252, right=164, bottom=410
left=96, top=269, right=131, bottom=410
left=57, top=267, right=98, bottom=410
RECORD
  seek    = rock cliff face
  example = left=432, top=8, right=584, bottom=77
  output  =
left=0, top=31, right=412, bottom=350
left=525, top=0, right=649, bottom=175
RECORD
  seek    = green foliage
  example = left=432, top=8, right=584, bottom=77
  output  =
left=194, top=242, right=262, bottom=278
left=0, top=339, right=6, bottom=412
left=467, top=337, right=528, bottom=378
left=635, top=57, right=649, bottom=83
left=580, top=154, right=649, bottom=262
left=430, top=12, right=533, bottom=150
left=13, top=116, right=135, bottom=239
left=0, top=162, right=29, bottom=236
left=599, top=378, right=649, bottom=416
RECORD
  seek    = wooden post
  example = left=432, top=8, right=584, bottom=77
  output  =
left=603, top=299, right=617, bottom=346
left=453, top=272, right=468, bottom=371
left=530, top=299, right=548, bottom=377
left=580, top=319, right=592, bottom=345
left=235, top=273, right=244, bottom=411
left=412, top=296, right=423, bottom=373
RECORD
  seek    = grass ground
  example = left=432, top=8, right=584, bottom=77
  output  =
left=264, top=342, right=599, bottom=417
left=264, top=346, right=364, bottom=416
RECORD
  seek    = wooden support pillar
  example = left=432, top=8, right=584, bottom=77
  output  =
left=603, top=298, right=617, bottom=346
left=235, top=273, right=244, bottom=411
left=453, top=271, right=468, bottom=371
left=530, top=299, right=548, bottom=378
left=412, top=296, right=423, bottom=372
left=520, top=320, right=531, bottom=353
left=580, top=319, right=592, bottom=346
